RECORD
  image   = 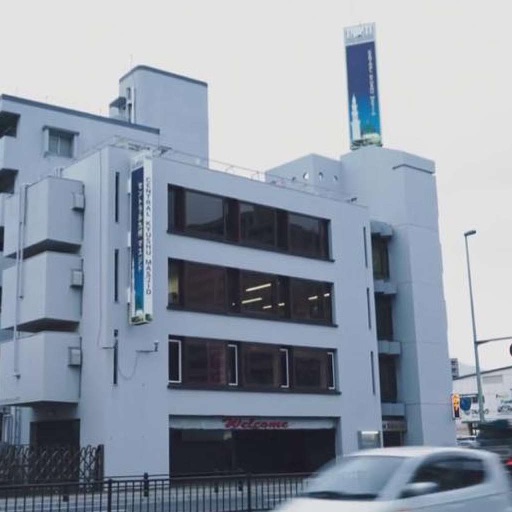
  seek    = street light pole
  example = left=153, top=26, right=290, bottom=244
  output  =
left=464, top=230, right=486, bottom=424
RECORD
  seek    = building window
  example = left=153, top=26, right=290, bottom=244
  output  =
left=327, top=352, right=335, bottom=390
left=375, top=294, right=393, bottom=341
left=0, top=111, right=20, bottom=138
left=293, top=348, right=330, bottom=390
left=280, top=348, right=290, bottom=388
left=184, top=339, right=227, bottom=386
left=113, top=250, right=119, bottom=302
left=114, top=172, right=120, bottom=223
left=290, top=278, right=332, bottom=323
left=240, top=202, right=277, bottom=248
left=168, top=259, right=334, bottom=326
left=379, top=355, right=398, bottom=402
left=242, top=344, right=280, bottom=388
left=45, top=128, right=76, bottom=158
left=169, top=339, right=182, bottom=383
left=372, top=235, right=390, bottom=280
left=185, top=189, right=226, bottom=238
left=288, top=213, right=329, bottom=258
left=167, top=185, right=330, bottom=260
left=169, top=337, right=336, bottom=393
left=227, top=344, right=238, bottom=386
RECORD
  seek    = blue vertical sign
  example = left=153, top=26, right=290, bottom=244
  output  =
left=344, top=23, right=382, bottom=150
left=130, top=156, right=153, bottom=324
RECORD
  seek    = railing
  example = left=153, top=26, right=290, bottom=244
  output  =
left=0, top=445, right=104, bottom=485
left=0, top=472, right=308, bottom=512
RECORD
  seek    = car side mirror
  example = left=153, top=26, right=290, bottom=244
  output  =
left=401, top=481, right=440, bottom=499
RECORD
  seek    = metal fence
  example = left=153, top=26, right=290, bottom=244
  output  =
left=0, top=445, right=104, bottom=485
left=0, top=472, right=308, bottom=512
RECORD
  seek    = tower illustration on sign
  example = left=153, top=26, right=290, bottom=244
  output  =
left=350, top=95, right=361, bottom=142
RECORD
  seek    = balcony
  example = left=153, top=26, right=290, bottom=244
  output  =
left=1, top=252, right=82, bottom=332
left=4, top=176, right=84, bottom=258
left=0, top=134, right=21, bottom=173
left=0, top=331, right=80, bottom=405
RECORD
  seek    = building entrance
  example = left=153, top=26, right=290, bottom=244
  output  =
left=169, top=416, right=336, bottom=475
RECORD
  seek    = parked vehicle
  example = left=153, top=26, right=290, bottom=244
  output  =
left=275, top=446, right=512, bottom=511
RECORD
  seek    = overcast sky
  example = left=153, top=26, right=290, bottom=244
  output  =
left=2, top=0, right=512, bottom=370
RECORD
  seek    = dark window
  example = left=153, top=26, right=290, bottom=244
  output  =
left=370, top=351, right=376, bottom=395
left=168, top=259, right=333, bottom=325
left=169, top=336, right=336, bottom=393
left=327, top=352, right=335, bottom=390
left=240, top=271, right=276, bottom=316
left=280, top=348, right=289, bottom=388
left=227, top=344, right=238, bottom=386
left=293, top=348, right=329, bottom=390
left=169, top=339, right=182, bottom=383
left=375, top=294, right=393, bottom=340
left=289, top=213, right=329, bottom=258
left=240, top=202, right=276, bottom=247
left=166, top=185, right=331, bottom=261
left=372, top=236, right=390, bottom=280
left=185, top=190, right=225, bottom=238
left=410, top=457, right=485, bottom=493
left=184, top=261, right=226, bottom=313
left=0, top=111, right=20, bottom=138
left=47, top=129, right=74, bottom=158
left=379, top=355, right=397, bottom=403
left=184, top=339, right=227, bottom=386
left=290, top=278, right=332, bottom=323
left=243, top=344, right=280, bottom=387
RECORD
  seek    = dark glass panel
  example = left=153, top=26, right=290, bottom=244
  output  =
left=243, top=344, right=279, bottom=387
left=280, top=349, right=289, bottom=387
left=293, top=348, right=328, bottom=389
left=184, top=262, right=226, bottom=312
left=240, top=202, right=276, bottom=247
left=227, top=345, right=238, bottom=385
left=327, top=352, right=335, bottom=389
left=372, top=236, right=390, bottom=280
left=379, top=355, right=397, bottom=402
left=240, top=271, right=276, bottom=316
left=169, top=340, right=181, bottom=382
left=185, top=339, right=227, bottom=385
left=375, top=294, right=393, bottom=340
left=185, top=190, right=225, bottom=238
left=289, top=213, right=328, bottom=258
left=290, top=278, right=332, bottom=323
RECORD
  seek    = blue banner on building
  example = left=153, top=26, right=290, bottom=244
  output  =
left=344, top=23, right=382, bottom=150
left=130, top=157, right=153, bottom=324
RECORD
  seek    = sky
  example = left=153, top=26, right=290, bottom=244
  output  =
left=2, top=0, right=512, bottom=370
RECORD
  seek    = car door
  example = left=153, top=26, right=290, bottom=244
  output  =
left=398, top=454, right=503, bottom=512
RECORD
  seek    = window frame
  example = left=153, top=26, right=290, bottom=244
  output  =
left=280, top=348, right=290, bottom=389
left=44, top=127, right=77, bottom=158
left=167, top=185, right=331, bottom=261
left=327, top=351, right=336, bottom=390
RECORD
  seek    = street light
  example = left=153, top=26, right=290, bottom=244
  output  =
left=464, top=229, right=486, bottom=424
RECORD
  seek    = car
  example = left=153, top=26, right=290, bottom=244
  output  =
left=275, top=446, right=512, bottom=512
left=457, top=435, right=477, bottom=448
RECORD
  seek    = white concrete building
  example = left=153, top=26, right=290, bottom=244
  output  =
left=0, top=65, right=455, bottom=476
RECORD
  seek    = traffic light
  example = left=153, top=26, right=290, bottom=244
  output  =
left=452, top=393, right=461, bottom=419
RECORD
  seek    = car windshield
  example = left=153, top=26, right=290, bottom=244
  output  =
left=303, top=455, right=405, bottom=501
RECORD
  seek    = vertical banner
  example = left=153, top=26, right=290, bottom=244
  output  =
left=344, top=23, right=382, bottom=150
left=130, top=156, right=153, bottom=324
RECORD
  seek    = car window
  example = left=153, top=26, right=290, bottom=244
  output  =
left=411, top=456, right=486, bottom=493
left=304, top=455, right=405, bottom=500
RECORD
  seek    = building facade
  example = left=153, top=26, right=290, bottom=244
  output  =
left=0, top=66, right=455, bottom=476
